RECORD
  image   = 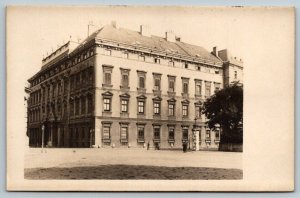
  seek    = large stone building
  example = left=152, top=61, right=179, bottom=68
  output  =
left=26, top=23, right=243, bottom=150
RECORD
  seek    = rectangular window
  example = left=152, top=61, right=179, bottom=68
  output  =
left=182, top=105, right=188, bottom=117
left=154, top=127, right=160, bottom=140
left=81, top=98, right=85, bottom=114
left=168, top=104, right=175, bottom=116
left=154, top=58, right=160, bottom=64
left=169, top=127, right=175, bottom=140
left=205, top=82, right=211, bottom=97
left=104, top=73, right=111, bottom=85
left=103, top=126, right=110, bottom=140
left=215, top=131, right=220, bottom=140
left=169, top=80, right=175, bottom=92
left=120, top=126, right=128, bottom=141
left=154, top=79, right=160, bottom=90
left=121, top=100, right=128, bottom=112
left=139, top=76, right=145, bottom=88
left=183, top=82, right=188, bottom=94
left=122, top=74, right=129, bottom=87
left=206, top=130, right=211, bottom=139
left=87, top=95, right=92, bottom=113
left=138, top=101, right=145, bottom=114
left=195, top=105, right=201, bottom=118
left=182, top=128, right=188, bottom=140
left=154, top=102, right=160, bottom=115
left=195, top=83, right=201, bottom=95
left=205, top=86, right=211, bottom=97
left=234, top=71, right=237, bottom=79
left=103, top=98, right=111, bottom=111
left=137, top=127, right=145, bottom=141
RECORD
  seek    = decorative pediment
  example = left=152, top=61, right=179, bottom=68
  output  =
left=167, top=98, right=176, bottom=102
left=136, top=95, right=147, bottom=100
left=119, top=93, right=130, bottom=98
left=194, top=100, right=202, bottom=105
left=152, top=96, right=162, bottom=101
left=181, top=99, right=190, bottom=104
left=102, top=91, right=113, bottom=97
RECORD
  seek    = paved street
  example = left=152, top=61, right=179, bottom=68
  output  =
left=24, top=148, right=242, bottom=180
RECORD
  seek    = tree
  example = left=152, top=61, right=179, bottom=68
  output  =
left=202, top=83, right=243, bottom=145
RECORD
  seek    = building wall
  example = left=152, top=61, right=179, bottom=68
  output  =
left=26, top=38, right=242, bottom=150
left=94, top=46, right=223, bottom=149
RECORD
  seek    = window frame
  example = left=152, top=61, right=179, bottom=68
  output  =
left=103, top=98, right=111, bottom=112
left=102, top=65, right=114, bottom=87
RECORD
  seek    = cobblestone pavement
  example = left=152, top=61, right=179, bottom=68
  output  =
left=24, top=148, right=242, bottom=180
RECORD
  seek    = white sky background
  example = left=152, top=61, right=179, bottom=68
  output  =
left=8, top=6, right=246, bottom=82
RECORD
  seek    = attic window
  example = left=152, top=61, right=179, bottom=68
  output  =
left=154, top=58, right=160, bottom=64
left=215, top=70, right=220, bottom=74
left=184, top=63, right=188, bottom=69
left=197, top=66, right=201, bottom=71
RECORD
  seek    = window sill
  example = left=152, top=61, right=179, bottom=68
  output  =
left=137, top=88, right=146, bottom=94
left=153, top=114, right=161, bottom=119
left=181, top=93, right=189, bottom=98
left=153, top=139, right=160, bottom=143
left=102, top=84, right=113, bottom=88
left=168, top=115, right=176, bottom=120
left=152, top=90, right=161, bottom=96
left=102, top=139, right=111, bottom=143
left=182, top=116, right=189, bottom=120
left=120, top=139, right=128, bottom=143
left=120, top=86, right=130, bottom=91
left=194, top=94, right=202, bottom=99
left=120, top=112, right=129, bottom=118
left=205, top=139, right=211, bottom=143
left=137, top=139, right=145, bottom=143
left=137, top=114, right=145, bottom=119
left=167, top=91, right=176, bottom=97
left=102, top=111, right=112, bottom=116
left=168, top=139, right=175, bottom=143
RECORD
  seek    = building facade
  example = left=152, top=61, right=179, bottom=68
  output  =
left=26, top=23, right=243, bottom=150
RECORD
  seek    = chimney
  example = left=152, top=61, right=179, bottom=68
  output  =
left=165, top=30, right=175, bottom=42
left=140, top=25, right=151, bottom=37
left=212, top=46, right=218, bottom=56
left=111, top=21, right=118, bottom=28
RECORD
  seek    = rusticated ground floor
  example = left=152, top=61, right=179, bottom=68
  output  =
left=28, top=117, right=221, bottom=150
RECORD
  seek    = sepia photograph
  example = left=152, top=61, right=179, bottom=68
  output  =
left=6, top=6, right=294, bottom=191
